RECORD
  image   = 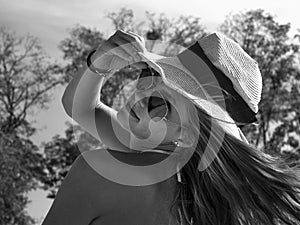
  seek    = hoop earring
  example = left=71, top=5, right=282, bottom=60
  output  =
left=173, top=139, right=180, bottom=147
left=173, top=137, right=194, bottom=148
left=173, top=137, right=183, bottom=147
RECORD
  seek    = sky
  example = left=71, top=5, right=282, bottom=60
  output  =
left=1, top=0, right=300, bottom=223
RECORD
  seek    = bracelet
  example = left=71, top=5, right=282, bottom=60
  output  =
left=87, top=50, right=113, bottom=77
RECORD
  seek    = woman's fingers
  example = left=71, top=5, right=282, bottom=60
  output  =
left=127, top=31, right=147, bottom=48
left=110, top=38, right=138, bottom=62
left=110, top=31, right=145, bottom=62
left=119, top=31, right=146, bottom=52
left=94, top=30, right=148, bottom=70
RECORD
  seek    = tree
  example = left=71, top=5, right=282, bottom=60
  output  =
left=145, top=11, right=206, bottom=51
left=219, top=9, right=300, bottom=159
left=0, top=132, right=44, bottom=225
left=0, top=27, right=62, bottom=224
left=105, top=7, right=136, bottom=32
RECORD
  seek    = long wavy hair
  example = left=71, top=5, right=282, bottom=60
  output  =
left=171, top=106, right=300, bottom=225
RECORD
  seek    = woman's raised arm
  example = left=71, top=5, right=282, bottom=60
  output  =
left=61, top=30, right=147, bottom=152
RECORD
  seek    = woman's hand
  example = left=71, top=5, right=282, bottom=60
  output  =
left=92, top=30, right=148, bottom=71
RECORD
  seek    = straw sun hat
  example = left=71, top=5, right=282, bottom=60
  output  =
left=132, top=32, right=262, bottom=144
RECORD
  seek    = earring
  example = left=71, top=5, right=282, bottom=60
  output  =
left=162, top=116, right=168, bottom=122
left=176, top=163, right=182, bottom=183
left=173, top=137, right=193, bottom=148
left=173, top=137, right=182, bottom=147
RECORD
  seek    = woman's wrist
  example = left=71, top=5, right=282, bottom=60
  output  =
left=61, top=50, right=108, bottom=117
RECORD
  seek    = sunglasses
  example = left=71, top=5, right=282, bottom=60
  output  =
left=134, top=67, right=170, bottom=122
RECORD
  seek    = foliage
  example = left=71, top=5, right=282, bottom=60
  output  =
left=220, top=9, right=300, bottom=159
left=0, top=27, right=62, bottom=135
left=0, top=27, right=62, bottom=224
left=105, top=7, right=136, bottom=32
left=145, top=11, right=206, bottom=51
left=0, top=132, right=46, bottom=225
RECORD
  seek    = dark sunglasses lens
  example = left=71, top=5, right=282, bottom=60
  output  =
left=148, top=94, right=169, bottom=121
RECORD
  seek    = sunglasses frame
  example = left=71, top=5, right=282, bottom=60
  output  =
left=135, top=67, right=169, bottom=122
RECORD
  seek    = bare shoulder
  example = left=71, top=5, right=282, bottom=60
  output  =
left=77, top=149, right=174, bottom=211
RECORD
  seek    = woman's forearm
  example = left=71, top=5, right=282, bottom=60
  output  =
left=61, top=49, right=133, bottom=151
left=61, top=57, right=107, bottom=117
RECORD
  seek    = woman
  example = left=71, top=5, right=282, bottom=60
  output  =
left=42, top=30, right=300, bottom=225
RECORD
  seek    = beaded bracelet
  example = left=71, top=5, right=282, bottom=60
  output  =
left=86, top=50, right=113, bottom=77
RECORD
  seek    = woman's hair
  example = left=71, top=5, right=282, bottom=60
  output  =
left=171, top=106, right=300, bottom=225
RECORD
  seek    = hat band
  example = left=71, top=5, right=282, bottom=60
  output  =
left=177, top=42, right=258, bottom=127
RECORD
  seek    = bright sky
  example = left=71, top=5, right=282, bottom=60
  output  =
left=1, top=0, right=300, bottom=223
